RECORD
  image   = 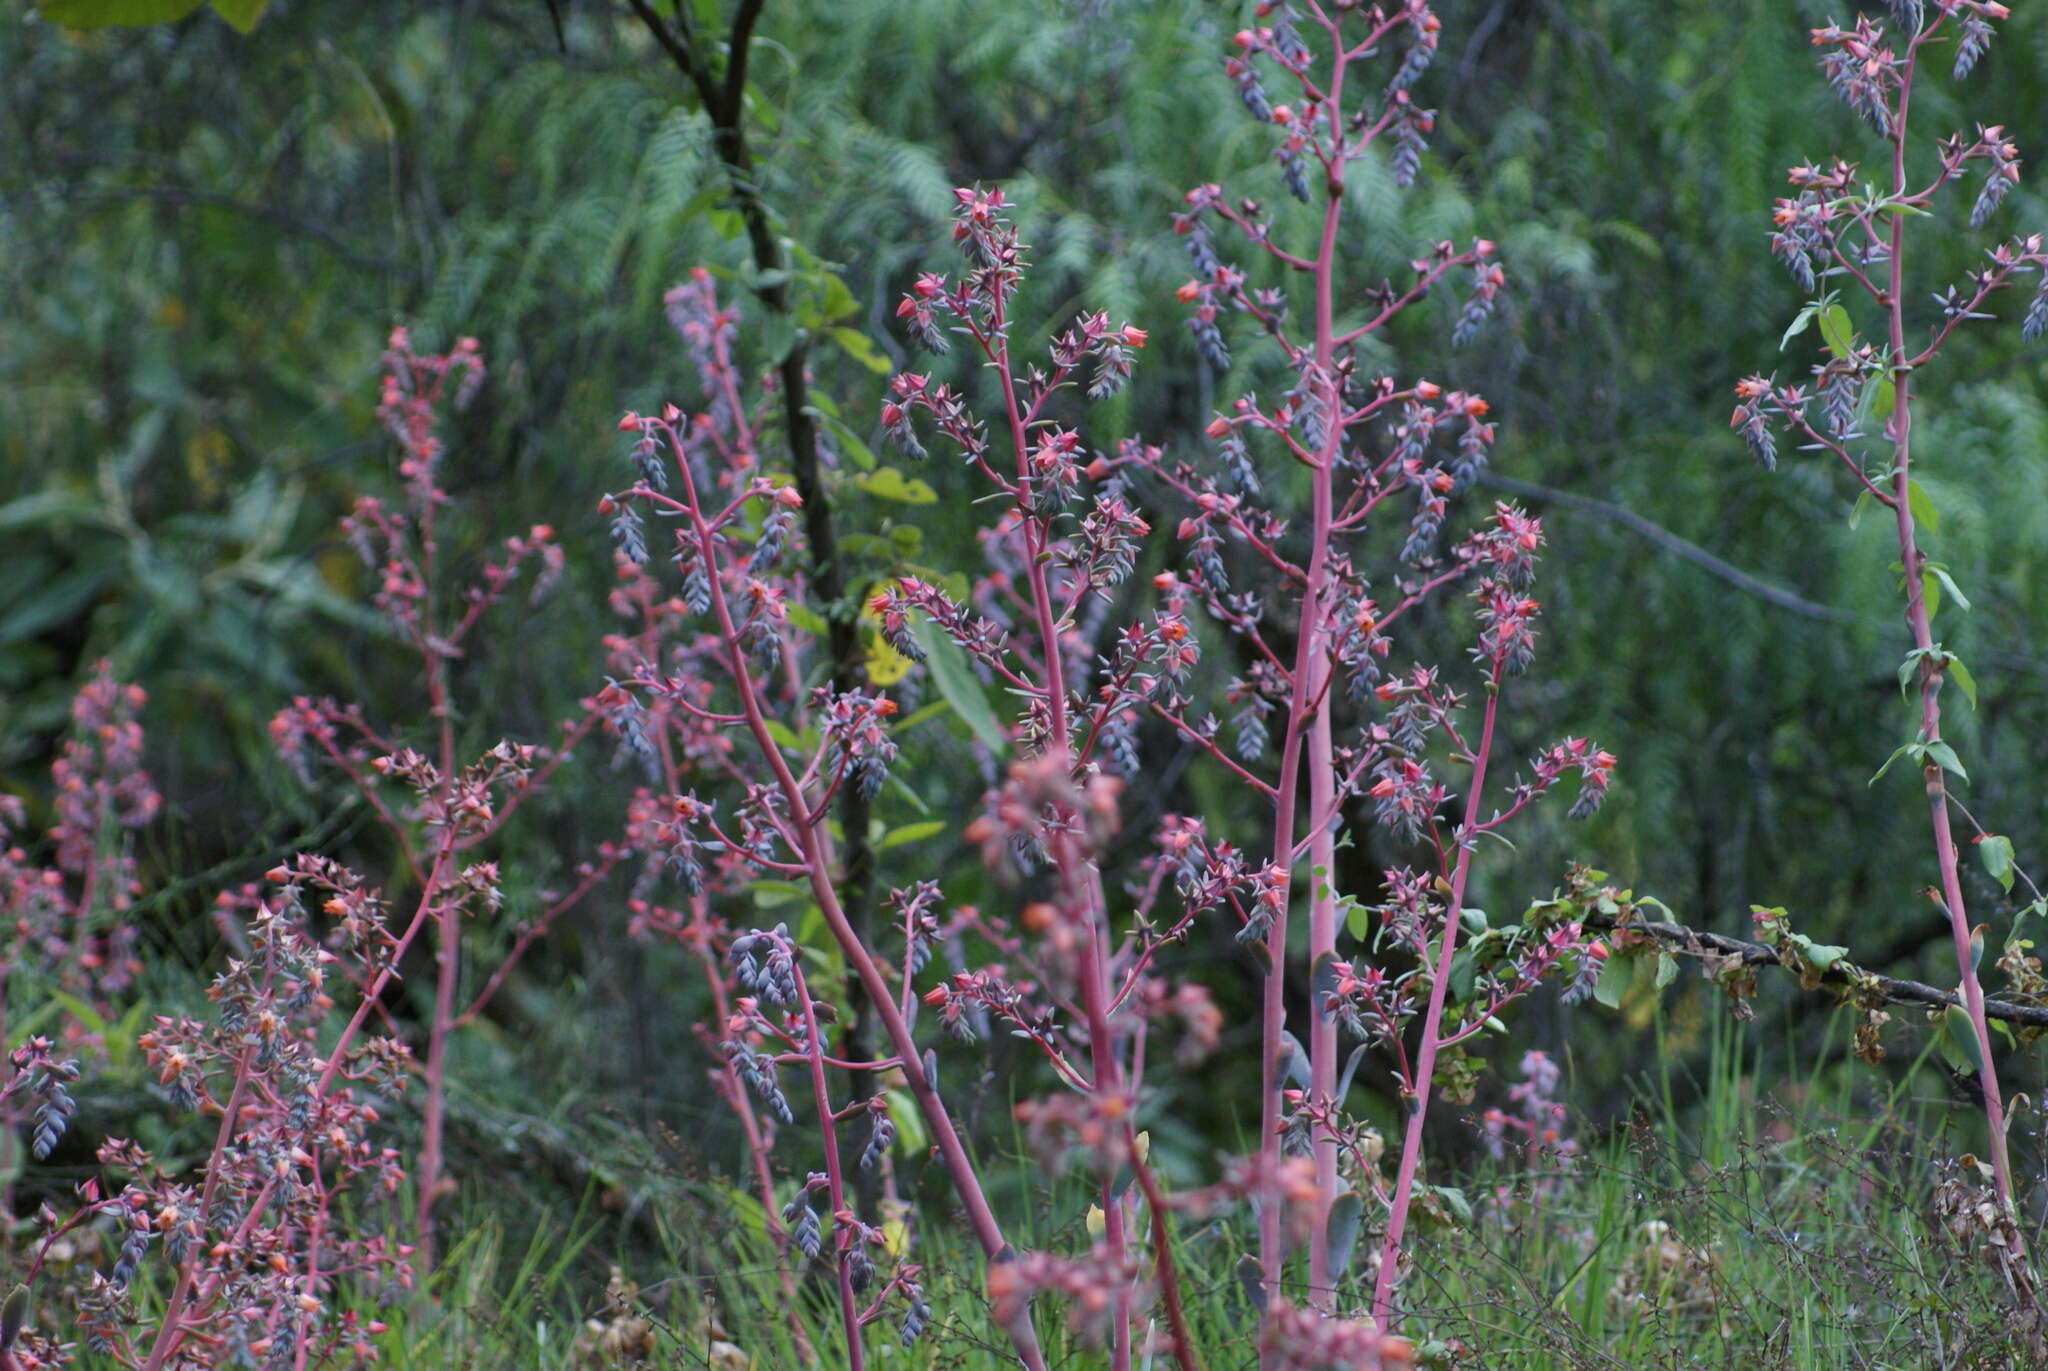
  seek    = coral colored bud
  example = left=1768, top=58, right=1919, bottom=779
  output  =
left=1205, top=417, right=1231, bottom=438
left=616, top=412, right=640, bottom=431
left=662, top=403, right=681, bottom=423
left=1232, top=27, right=1257, bottom=48
left=1271, top=104, right=1293, bottom=124
left=876, top=698, right=898, bottom=716
left=923, top=986, right=948, bottom=1007
left=1415, top=381, right=1441, bottom=400
left=1175, top=280, right=1201, bottom=302
left=1153, top=572, right=1178, bottom=590
left=1121, top=325, right=1147, bottom=347
left=773, top=486, right=804, bottom=508
left=1474, top=238, right=1497, bottom=258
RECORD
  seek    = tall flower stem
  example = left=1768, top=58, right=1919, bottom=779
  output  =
left=657, top=423, right=1051, bottom=1371
left=1371, top=668, right=1502, bottom=1326
left=1885, top=23, right=2015, bottom=1216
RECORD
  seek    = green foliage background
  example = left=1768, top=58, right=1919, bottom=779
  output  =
left=6, top=0, right=2048, bottom=1221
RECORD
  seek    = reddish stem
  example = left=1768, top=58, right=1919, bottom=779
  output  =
left=1370, top=665, right=1504, bottom=1327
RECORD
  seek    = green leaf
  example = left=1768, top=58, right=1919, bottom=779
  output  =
left=1869, top=742, right=1918, bottom=786
left=209, top=0, right=266, bottom=29
left=1326, top=1191, right=1364, bottom=1277
left=1924, top=740, right=1968, bottom=782
left=886, top=773, right=932, bottom=816
left=1969, top=923, right=1988, bottom=975
left=1870, top=374, right=1896, bottom=424
left=878, top=820, right=945, bottom=851
left=1819, top=304, right=1855, bottom=360
left=1947, top=655, right=1978, bottom=711
left=830, top=327, right=892, bottom=375
left=909, top=616, right=1008, bottom=758
left=49, top=992, right=108, bottom=1038
left=1978, top=835, right=2016, bottom=894
left=1447, top=950, right=1477, bottom=1004
left=1345, top=898, right=1372, bottom=942
left=854, top=467, right=938, bottom=504
left=38, top=0, right=204, bottom=26
left=1944, top=1005, right=1985, bottom=1076
left=2, top=1284, right=27, bottom=1354
left=1905, top=478, right=1940, bottom=532
left=1593, top=952, right=1635, bottom=1010
left=892, top=700, right=951, bottom=733
left=1654, top=951, right=1679, bottom=989
left=0, top=562, right=121, bottom=646
left=759, top=313, right=799, bottom=365
left=884, top=1088, right=926, bottom=1157
left=1780, top=304, right=1818, bottom=350
left=814, top=410, right=878, bottom=472
left=0, top=488, right=102, bottom=533
left=1804, top=943, right=1850, bottom=973
left=1898, top=648, right=1925, bottom=701
left=785, top=603, right=829, bottom=638
left=749, top=879, right=806, bottom=911
left=1928, top=564, right=1972, bottom=614
left=1428, top=1184, right=1474, bottom=1226
left=1920, top=571, right=1941, bottom=623
left=1849, top=489, right=1875, bottom=530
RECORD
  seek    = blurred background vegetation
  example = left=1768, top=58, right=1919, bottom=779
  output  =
left=5, top=0, right=2048, bottom=1279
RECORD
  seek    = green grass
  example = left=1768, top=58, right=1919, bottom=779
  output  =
left=20, top=1008, right=2035, bottom=1369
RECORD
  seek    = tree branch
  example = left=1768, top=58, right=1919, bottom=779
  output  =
left=1477, top=471, right=1853, bottom=623
left=1586, top=909, right=2048, bottom=1029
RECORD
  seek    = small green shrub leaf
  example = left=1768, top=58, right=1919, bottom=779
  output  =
left=1979, top=835, right=2016, bottom=893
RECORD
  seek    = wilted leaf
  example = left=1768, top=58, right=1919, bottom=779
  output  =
left=1236, top=1254, right=1268, bottom=1314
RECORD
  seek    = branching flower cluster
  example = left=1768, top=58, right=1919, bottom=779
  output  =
left=1144, top=0, right=1615, bottom=1338
left=9, top=817, right=421, bottom=1369
left=269, top=331, right=629, bottom=1265
left=585, top=7, right=1616, bottom=1369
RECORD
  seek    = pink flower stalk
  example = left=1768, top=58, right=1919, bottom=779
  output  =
left=1731, top=0, right=2046, bottom=1226
left=1164, top=1, right=1610, bottom=1338
left=602, top=271, right=1055, bottom=1371
left=271, top=330, right=624, bottom=1267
